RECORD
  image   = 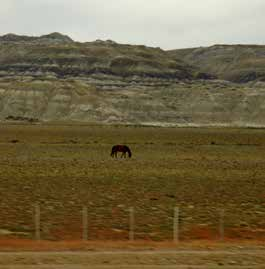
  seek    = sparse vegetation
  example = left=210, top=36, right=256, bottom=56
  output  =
left=168, top=44, right=265, bottom=83
left=0, top=125, right=264, bottom=241
left=0, top=35, right=196, bottom=80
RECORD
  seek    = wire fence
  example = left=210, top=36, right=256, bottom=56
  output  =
left=31, top=204, right=245, bottom=242
left=0, top=203, right=264, bottom=242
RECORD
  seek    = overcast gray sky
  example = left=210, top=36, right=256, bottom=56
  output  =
left=0, top=0, right=264, bottom=49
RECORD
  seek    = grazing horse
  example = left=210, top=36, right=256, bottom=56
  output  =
left=111, top=145, right=132, bottom=158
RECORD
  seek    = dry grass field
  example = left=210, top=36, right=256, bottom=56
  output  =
left=0, top=124, right=264, bottom=242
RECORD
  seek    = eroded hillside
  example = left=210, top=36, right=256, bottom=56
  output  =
left=0, top=33, right=195, bottom=80
left=1, top=78, right=265, bottom=127
left=169, top=44, right=265, bottom=83
left=1, top=33, right=265, bottom=126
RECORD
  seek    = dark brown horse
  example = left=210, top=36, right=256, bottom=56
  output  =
left=111, top=145, right=132, bottom=158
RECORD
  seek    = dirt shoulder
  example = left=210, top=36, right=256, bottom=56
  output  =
left=0, top=243, right=264, bottom=268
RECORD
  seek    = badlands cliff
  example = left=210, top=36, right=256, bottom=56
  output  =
left=1, top=33, right=265, bottom=127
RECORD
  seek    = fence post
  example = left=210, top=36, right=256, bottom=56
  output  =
left=173, top=207, right=180, bottom=243
left=34, top=203, right=41, bottom=241
left=82, top=206, right=88, bottom=241
left=219, top=209, right=225, bottom=241
left=129, top=207, right=135, bottom=241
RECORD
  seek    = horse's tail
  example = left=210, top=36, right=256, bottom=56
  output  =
left=111, top=146, right=115, bottom=157
left=127, top=146, right=132, bottom=158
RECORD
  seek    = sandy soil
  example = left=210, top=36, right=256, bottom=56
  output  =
left=0, top=240, right=264, bottom=268
left=0, top=247, right=264, bottom=268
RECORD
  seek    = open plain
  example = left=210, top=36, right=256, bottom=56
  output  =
left=0, top=124, right=265, bottom=268
left=0, top=124, right=264, bottom=242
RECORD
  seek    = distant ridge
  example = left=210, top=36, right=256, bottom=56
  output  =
left=0, top=32, right=198, bottom=80
left=0, top=32, right=73, bottom=43
left=168, top=44, right=265, bottom=83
